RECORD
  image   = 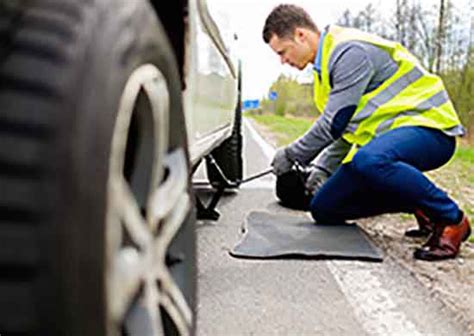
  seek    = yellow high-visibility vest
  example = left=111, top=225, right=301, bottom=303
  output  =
left=314, top=25, right=462, bottom=162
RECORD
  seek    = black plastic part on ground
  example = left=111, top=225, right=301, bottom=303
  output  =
left=231, top=211, right=383, bottom=261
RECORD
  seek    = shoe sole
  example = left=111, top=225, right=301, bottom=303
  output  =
left=404, top=229, right=432, bottom=238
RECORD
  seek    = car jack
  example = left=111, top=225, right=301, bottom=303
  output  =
left=195, top=155, right=273, bottom=221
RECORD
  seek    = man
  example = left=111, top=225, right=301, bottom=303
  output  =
left=263, top=4, right=471, bottom=261
left=277, top=138, right=432, bottom=238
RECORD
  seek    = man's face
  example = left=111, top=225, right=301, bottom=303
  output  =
left=269, top=29, right=313, bottom=70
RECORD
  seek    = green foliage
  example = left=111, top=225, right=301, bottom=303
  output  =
left=453, top=145, right=474, bottom=165
left=452, top=145, right=474, bottom=185
left=441, top=54, right=474, bottom=134
left=247, top=113, right=313, bottom=146
left=261, top=75, right=318, bottom=118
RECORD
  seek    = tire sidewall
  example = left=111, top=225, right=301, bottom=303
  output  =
left=53, top=0, right=192, bottom=334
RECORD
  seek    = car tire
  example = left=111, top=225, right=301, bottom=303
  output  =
left=206, top=64, right=243, bottom=188
left=0, top=0, right=195, bottom=335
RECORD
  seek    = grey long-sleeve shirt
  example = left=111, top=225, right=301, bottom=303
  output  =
left=312, top=137, right=351, bottom=174
left=286, top=39, right=399, bottom=165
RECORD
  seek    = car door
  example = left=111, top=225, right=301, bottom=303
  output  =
left=183, top=0, right=239, bottom=163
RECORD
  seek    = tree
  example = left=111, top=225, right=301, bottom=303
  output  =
left=359, top=4, right=377, bottom=32
left=265, top=75, right=316, bottom=117
left=412, top=4, right=438, bottom=71
left=395, top=0, right=408, bottom=46
left=435, top=0, right=447, bottom=73
left=338, top=9, right=353, bottom=27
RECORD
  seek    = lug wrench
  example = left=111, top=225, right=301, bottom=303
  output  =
left=238, top=168, right=274, bottom=185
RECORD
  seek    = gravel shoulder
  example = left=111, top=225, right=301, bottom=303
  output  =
left=247, top=117, right=474, bottom=335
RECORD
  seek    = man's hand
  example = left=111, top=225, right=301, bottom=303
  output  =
left=305, top=166, right=330, bottom=195
left=271, top=148, right=293, bottom=175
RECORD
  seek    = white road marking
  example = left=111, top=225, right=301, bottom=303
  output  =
left=246, top=117, right=424, bottom=336
left=243, top=119, right=275, bottom=158
left=327, top=261, right=423, bottom=336
left=242, top=119, right=276, bottom=190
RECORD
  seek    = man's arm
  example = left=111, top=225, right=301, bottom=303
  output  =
left=304, top=138, right=351, bottom=194
left=313, top=137, right=351, bottom=174
left=285, top=42, right=376, bottom=165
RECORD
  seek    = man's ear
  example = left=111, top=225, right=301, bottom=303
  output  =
left=294, top=27, right=306, bottom=43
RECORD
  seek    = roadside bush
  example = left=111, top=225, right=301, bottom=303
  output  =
left=261, top=75, right=318, bottom=118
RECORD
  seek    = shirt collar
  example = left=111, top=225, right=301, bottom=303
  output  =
left=313, top=29, right=326, bottom=73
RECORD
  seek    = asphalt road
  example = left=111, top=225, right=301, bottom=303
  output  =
left=194, top=119, right=468, bottom=336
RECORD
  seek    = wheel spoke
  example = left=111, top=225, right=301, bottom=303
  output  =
left=160, top=294, right=190, bottom=336
left=154, top=193, right=191, bottom=260
left=108, top=176, right=153, bottom=322
left=149, top=148, right=192, bottom=335
left=107, top=64, right=193, bottom=335
left=143, top=76, right=169, bottom=206
left=159, top=270, right=193, bottom=335
left=110, top=247, right=144, bottom=322
left=113, top=176, right=153, bottom=249
left=122, top=276, right=165, bottom=336
left=144, top=276, right=165, bottom=336
left=149, top=149, right=189, bottom=225
left=110, top=66, right=160, bottom=176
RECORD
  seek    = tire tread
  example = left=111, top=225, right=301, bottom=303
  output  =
left=0, top=1, right=84, bottom=333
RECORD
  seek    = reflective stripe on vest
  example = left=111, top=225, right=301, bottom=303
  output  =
left=313, top=25, right=462, bottom=163
left=375, top=89, right=449, bottom=134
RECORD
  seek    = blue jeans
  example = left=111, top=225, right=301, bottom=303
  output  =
left=310, top=126, right=460, bottom=224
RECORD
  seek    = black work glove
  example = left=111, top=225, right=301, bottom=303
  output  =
left=305, top=166, right=330, bottom=195
left=271, top=147, right=293, bottom=176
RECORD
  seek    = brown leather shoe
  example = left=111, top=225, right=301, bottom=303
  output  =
left=414, top=214, right=472, bottom=261
left=405, top=209, right=433, bottom=238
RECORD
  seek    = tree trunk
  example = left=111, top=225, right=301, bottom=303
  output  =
left=395, top=0, right=407, bottom=45
left=435, top=0, right=446, bottom=74
left=458, top=3, right=473, bottom=90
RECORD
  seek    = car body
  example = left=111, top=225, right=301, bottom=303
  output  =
left=153, top=0, right=241, bottom=167
left=184, top=0, right=240, bottom=165
left=0, top=0, right=241, bottom=335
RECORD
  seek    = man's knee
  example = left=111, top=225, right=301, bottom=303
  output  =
left=310, top=192, right=335, bottom=223
left=351, top=149, right=388, bottom=178
left=310, top=204, right=327, bottom=223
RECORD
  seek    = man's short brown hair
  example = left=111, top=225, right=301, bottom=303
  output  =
left=262, top=4, right=318, bottom=43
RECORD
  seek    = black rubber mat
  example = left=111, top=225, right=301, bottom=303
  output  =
left=230, top=211, right=383, bottom=261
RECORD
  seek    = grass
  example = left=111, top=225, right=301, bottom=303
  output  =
left=453, top=145, right=474, bottom=164
left=247, top=112, right=474, bottom=242
left=247, top=113, right=313, bottom=146
left=451, top=145, right=474, bottom=184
